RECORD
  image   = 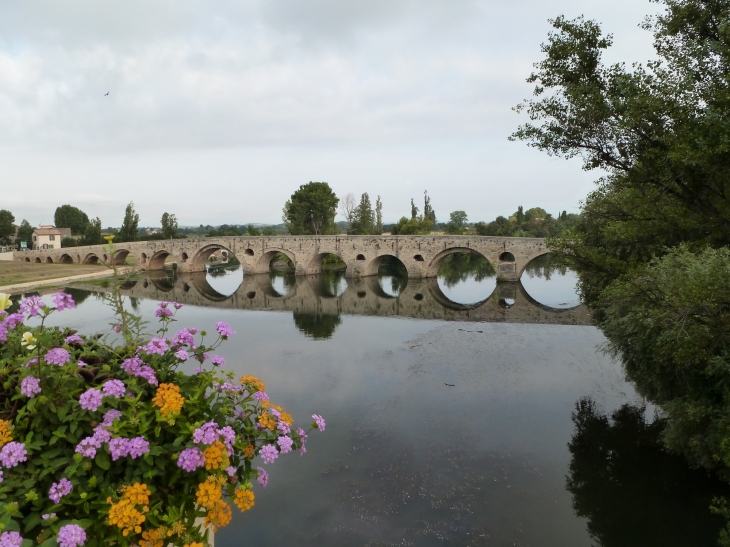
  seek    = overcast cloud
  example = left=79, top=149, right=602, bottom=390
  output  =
left=0, top=0, right=658, bottom=227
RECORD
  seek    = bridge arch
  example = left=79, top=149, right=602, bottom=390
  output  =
left=425, top=247, right=492, bottom=278
left=34, top=257, right=41, bottom=263
left=45, top=257, right=54, bottom=263
left=254, top=249, right=297, bottom=275
left=424, top=277, right=495, bottom=311
left=59, top=254, right=73, bottom=264
left=305, top=251, right=342, bottom=275
left=148, top=250, right=172, bottom=271
left=517, top=248, right=552, bottom=278
left=83, top=253, right=100, bottom=264
left=113, top=249, right=131, bottom=265
left=190, top=244, right=236, bottom=271
left=24, top=257, right=30, bottom=262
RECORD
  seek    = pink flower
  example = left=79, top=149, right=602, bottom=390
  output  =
left=259, top=444, right=278, bottom=464
left=45, top=348, right=70, bottom=366
left=257, top=467, right=269, bottom=487
left=79, top=389, right=103, bottom=411
left=20, top=376, right=41, bottom=398
left=52, top=292, right=76, bottom=311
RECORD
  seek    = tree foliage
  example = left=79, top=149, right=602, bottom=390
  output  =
left=349, top=193, right=375, bottom=235
left=445, top=211, right=468, bottom=235
left=54, top=205, right=90, bottom=236
left=0, top=210, right=15, bottom=246
left=375, top=196, right=383, bottom=234
left=118, top=202, right=140, bottom=243
left=161, top=213, right=178, bottom=239
left=79, top=217, right=104, bottom=246
left=15, top=220, right=33, bottom=248
left=283, top=182, right=339, bottom=235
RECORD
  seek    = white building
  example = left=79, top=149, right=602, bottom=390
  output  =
left=32, top=226, right=72, bottom=250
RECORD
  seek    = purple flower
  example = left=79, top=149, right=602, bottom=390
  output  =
left=26, top=357, right=38, bottom=367
left=52, top=292, right=76, bottom=312
left=49, top=478, right=73, bottom=504
left=253, top=391, right=269, bottom=401
left=101, top=409, right=122, bottom=427
left=65, top=335, right=83, bottom=345
left=102, top=380, right=126, bottom=399
left=0, top=470, right=3, bottom=482
left=0, top=531, right=23, bottom=547
left=312, top=414, right=326, bottom=432
left=77, top=360, right=87, bottom=367
left=19, top=296, right=45, bottom=317
left=20, top=376, right=41, bottom=398
left=225, top=466, right=236, bottom=477
left=42, top=513, right=56, bottom=520
left=158, top=301, right=169, bottom=309
left=113, top=324, right=122, bottom=334
left=46, top=348, right=71, bottom=366
left=79, top=389, right=103, bottom=411
left=57, top=524, right=86, bottom=547
left=172, top=329, right=195, bottom=347
left=175, top=349, right=189, bottom=361
left=277, top=436, right=293, bottom=454
left=155, top=307, right=173, bottom=318
left=259, top=444, right=278, bottom=464
left=177, top=448, right=205, bottom=472
left=210, top=355, right=225, bottom=367
left=0, top=442, right=27, bottom=468
left=108, top=438, right=130, bottom=461
left=215, top=322, right=234, bottom=338
left=138, top=337, right=169, bottom=356
left=297, top=427, right=308, bottom=443
left=128, top=437, right=150, bottom=459
left=173, top=302, right=183, bottom=310
left=257, top=467, right=269, bottom=488
left=194, top=367, right=202, bottom=375
left=277, top=421, right=291, bottom=435
left=219, top=426, right=236, bottom=451
left=92, top=427, right=112, bottom=444
left=193, top=422, right=219, bottom=445
left=75, top=438, right=99, bottom=458
left=3, top=313, right=23, bottom=330
left=121, top=357, right=158, bottom=386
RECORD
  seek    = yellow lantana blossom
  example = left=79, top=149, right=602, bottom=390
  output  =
left=204, top=498, right=232, bottom=531
left=239, top=375, right=265, bottom=393
left=195, top=481, right=222, bottom=510
left=0, top=420, right=13, bottom=447
left=280, top=411, right=294, bottom=426
left=140, top=527, right=171, bottom=547
left=234, top=488, right=255, bottom=512
left=203, top=441, right=229, bottom=470
left=108, top=499, right=146, bottom=537
left=243, top=444, right=254, bottom=459
left=123, top=483, right=151, bottom=506
left=152, top=383, right=185, bottom=419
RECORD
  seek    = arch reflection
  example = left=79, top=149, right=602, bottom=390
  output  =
left=79, top=270, right=592, bottom=326
left=520, top=253, right=581, bottom=309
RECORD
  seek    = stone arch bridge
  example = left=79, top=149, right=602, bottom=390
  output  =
left=14, top=235, right=550, bottom=281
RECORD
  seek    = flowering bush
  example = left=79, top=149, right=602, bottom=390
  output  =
left=0, top=284, right=325, bottom=546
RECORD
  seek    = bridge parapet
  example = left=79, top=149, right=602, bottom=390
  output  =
left=13, top=235, right=550, bottom=281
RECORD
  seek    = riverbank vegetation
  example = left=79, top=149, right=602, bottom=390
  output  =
left=512, top=0, right=730, bottom=531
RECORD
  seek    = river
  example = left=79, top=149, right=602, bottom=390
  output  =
left=21, top=253, right=730, bottom=546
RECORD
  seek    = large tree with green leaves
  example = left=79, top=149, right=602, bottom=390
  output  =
left=79, top=217, right=104, bottom=246
left=511, top=2, right=730, bottom=306
left=283, top=182, right=339, bottom=235
left=54, top=205, right=90, bottom=235
left=15, top=220, right=33, bottom=248
left=0, top=210, right=14, bottom=246
left=445, top=211, right=468, bottom=235
left=349, top=193, right=375, bottom=235
left=161, top=212, right=178, bottom=239
left=119, top=202, right=140, bottom=242
left=375, top=196, right=383, bottom=234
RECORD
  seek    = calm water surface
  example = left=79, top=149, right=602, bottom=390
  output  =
left=24, top=254, right=729, bottom=546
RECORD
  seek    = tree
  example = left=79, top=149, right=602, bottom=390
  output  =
left=445, top=211, right=468, bottom=235
left=161, top=212, right=178, bottom=239
left=283, top=182, right=339, bottom=235
left=79, top=217, right=103, bottom=246
left=54, top=205, right=90, bottom=235
left=15, top=220, right=33, bottom=248
left=375, top=195, right=383, bottom=234
left=247, top=224, right=261, bottom=236
left=339, top=193, right=356, bottom=230
left=119, top=202, right=140, bottom=242
left=350, top=193, right=375, bottom=235
left=410, top=199, right=419, bottom=220
left=423, top=191, right=436, bottom=224
left=0, top=210, right=14, bottom=246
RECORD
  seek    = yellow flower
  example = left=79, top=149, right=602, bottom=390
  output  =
left=184, top=543, right=203, bottom=547
left=203, top=441, right=229, bottom=471
left=152, top=383, right=185, bottom=419
left=280, top=411, right=294, bottom=426
left=123, top=483, right=151, bottom=506
left=140, top=527, right=170, bottom=547
left=103, top=235, right=115, bottom=242
left=195, top=481, right=222, bottom=510
left=258, top=413, right=276, bottom=431
left=0, top=420, right=13, bottom=447
left=243, top=444, right=254, bottom=459
left=170, top=522, right=186, bottom=536
left=239, top=375, right=265, bottom=393
left=204, top=498, right=232, bottom=531
left=233, top=488, right=255, bottom=512
left=108, top=499, right=146, bottom=537
left=21, top=332, right=37, bottom=351
left=0, top=293, right=11, bottom=311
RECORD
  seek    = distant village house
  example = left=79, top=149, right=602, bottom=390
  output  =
left=32, top=225, right=72, bottom=250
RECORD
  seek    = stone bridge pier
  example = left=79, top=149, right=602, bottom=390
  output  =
left=14, top=235, right=550, bottom=281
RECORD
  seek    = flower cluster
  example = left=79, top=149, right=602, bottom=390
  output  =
left=120, top=356, right=158, bottom=386
left=49, top=478, right=73, bottom=504
left=152, top=383, right=185, bottom=419
left=20, top=376, right=41, bottom=398
left=107, top=483, right=150, bottom=537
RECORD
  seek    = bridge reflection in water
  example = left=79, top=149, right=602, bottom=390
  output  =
left=75, top=270, right=592, bottom=331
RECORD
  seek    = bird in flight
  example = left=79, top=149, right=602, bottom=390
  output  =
left=104, top=91, right=110, bottom=96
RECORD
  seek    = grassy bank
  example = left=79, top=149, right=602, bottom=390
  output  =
left=0, top=261, right=106, bottom=288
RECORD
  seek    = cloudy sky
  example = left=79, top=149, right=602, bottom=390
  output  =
left=1, top=0, right=659, bottom=227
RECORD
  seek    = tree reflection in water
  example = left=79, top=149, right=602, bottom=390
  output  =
left=567, top=397, right=730, bottom=547
left=437, top=252, right=495, bottom=288
left=378, top=256, right=408, bottom=296
left=292, top=312, right=342, bottom=340
left=269, top=271, right=296, bottom=296
left=522, top=253, right=568, bottom=280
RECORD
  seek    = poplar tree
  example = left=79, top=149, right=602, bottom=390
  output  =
left=119, top=202, right=140, bottom=242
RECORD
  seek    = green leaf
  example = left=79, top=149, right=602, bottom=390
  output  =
left=95, top=451, right=110, bottom=471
